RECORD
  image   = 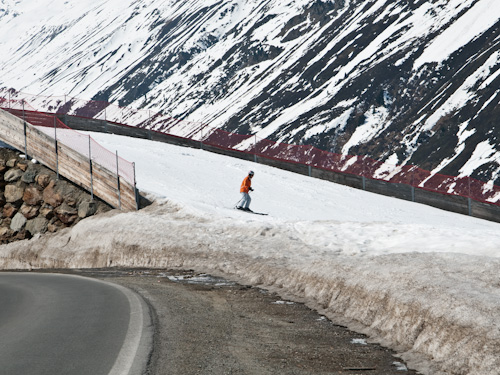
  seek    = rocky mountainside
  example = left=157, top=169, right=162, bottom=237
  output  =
left=0, top=0, right=499, bottom=185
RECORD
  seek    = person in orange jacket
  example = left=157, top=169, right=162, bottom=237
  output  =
left=236, top=170, right=254, bottom=212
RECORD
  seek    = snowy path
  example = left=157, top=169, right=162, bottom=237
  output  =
left=2, top=133, right=500, bottom=375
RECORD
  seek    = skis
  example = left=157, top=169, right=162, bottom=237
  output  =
left=234, top=207, right=268, bottom=216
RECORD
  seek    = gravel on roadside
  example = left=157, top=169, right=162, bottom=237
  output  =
left=74, top=268, right=420, bottom=375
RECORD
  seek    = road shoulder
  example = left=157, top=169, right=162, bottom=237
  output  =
left=93, top=269, right=419, bottom=375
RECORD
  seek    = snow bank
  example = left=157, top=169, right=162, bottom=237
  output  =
left=0, top=200, right=499, bottom=375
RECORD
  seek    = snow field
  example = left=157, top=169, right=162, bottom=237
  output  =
left=1, top=133, right=500, bottom=375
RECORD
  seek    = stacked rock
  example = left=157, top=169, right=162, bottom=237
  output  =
left=0, top=148, right=110, bottom=244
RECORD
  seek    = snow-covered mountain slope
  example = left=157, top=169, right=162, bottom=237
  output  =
left=1, top=0, right=499, bottom=185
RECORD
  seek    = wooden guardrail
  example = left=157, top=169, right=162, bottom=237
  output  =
left=0, top=109, right=137, bottom=210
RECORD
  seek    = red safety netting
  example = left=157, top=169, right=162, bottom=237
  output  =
left=0, top=90, right=158, bottom=125
left=255, top=138, right=314, bottom=164
left=201, top=127, right=500, bottom=205
left=0, top=98, right=37, bottom=112
left=1, top=91, right=499, bottom=206
left=204, top=128, right=253, bottom=150
left=73, top=99, right=110, bottom=119
left=89, top=137, right=135, bottom=184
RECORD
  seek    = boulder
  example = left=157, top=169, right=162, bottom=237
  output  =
left=23, top=186, right=43, bottom=205
left=39, top=205, right=55, bottom=219
left=43, top=181, right=63, bottom=207
left=13, top=229, right=30, bottom=241
left=6, top=158, right=17, bottom=168
left=20, top=204, right=39, bottom=219
left=26, top=217, right=49, bottom=235
left=21, top=167, right=37, bottom=183
left=0, top=227, right=12, bottom=239
left=55, top=203, right=78, bottom=225
left=48, top=219, right=65, bottom=233
left=5, top=183, right=25, bottom=203
left=17, top=161, right=29, bottom=172
left=10, top=212, right=27, bottom=232
left=78, top=200, right=97, bottom=218
left=36, top=174, right=51, bottom=188
left=4, top=168, right=24, bottom=182
left=3, top=203, right=17, bottom=218
left=66, top=196, right=77, bottom=207
left=0, top=159, right=6, bottom=173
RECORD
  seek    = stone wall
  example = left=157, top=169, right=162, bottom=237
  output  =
left=0, top=148, right=110, bottom=244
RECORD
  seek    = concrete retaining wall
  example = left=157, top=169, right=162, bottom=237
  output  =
left=414, top=188, right=470, bottom=216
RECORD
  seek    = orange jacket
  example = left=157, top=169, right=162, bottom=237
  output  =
left=240, top=176, right=252, bottom=193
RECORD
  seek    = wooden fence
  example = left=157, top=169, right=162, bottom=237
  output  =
left=0, top=109, right=137, bottom=210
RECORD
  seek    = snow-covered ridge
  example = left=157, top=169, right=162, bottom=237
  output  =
left=0, top=0, right=499, bottom=185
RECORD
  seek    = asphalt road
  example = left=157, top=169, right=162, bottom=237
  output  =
left=0, top=273, right=152, bottom=375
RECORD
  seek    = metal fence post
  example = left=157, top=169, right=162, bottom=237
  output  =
left=54, top=116, right=59, bottom=180
left=361, top=156, right=366, bottom=190
left=254, top=135, right=257, bottom=163
left=468, top=177, right=472, bottom=216
left=200, top=124, right=204, bottom=149
left=133, top=162, right=139, bottom=210
left=116, top=151, right=122, bottom=210
left=89, top=136, right=94, bottom=200
left=411, top=168, right=415, bottom=202
left=22, top=100, right=28, bottom=159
